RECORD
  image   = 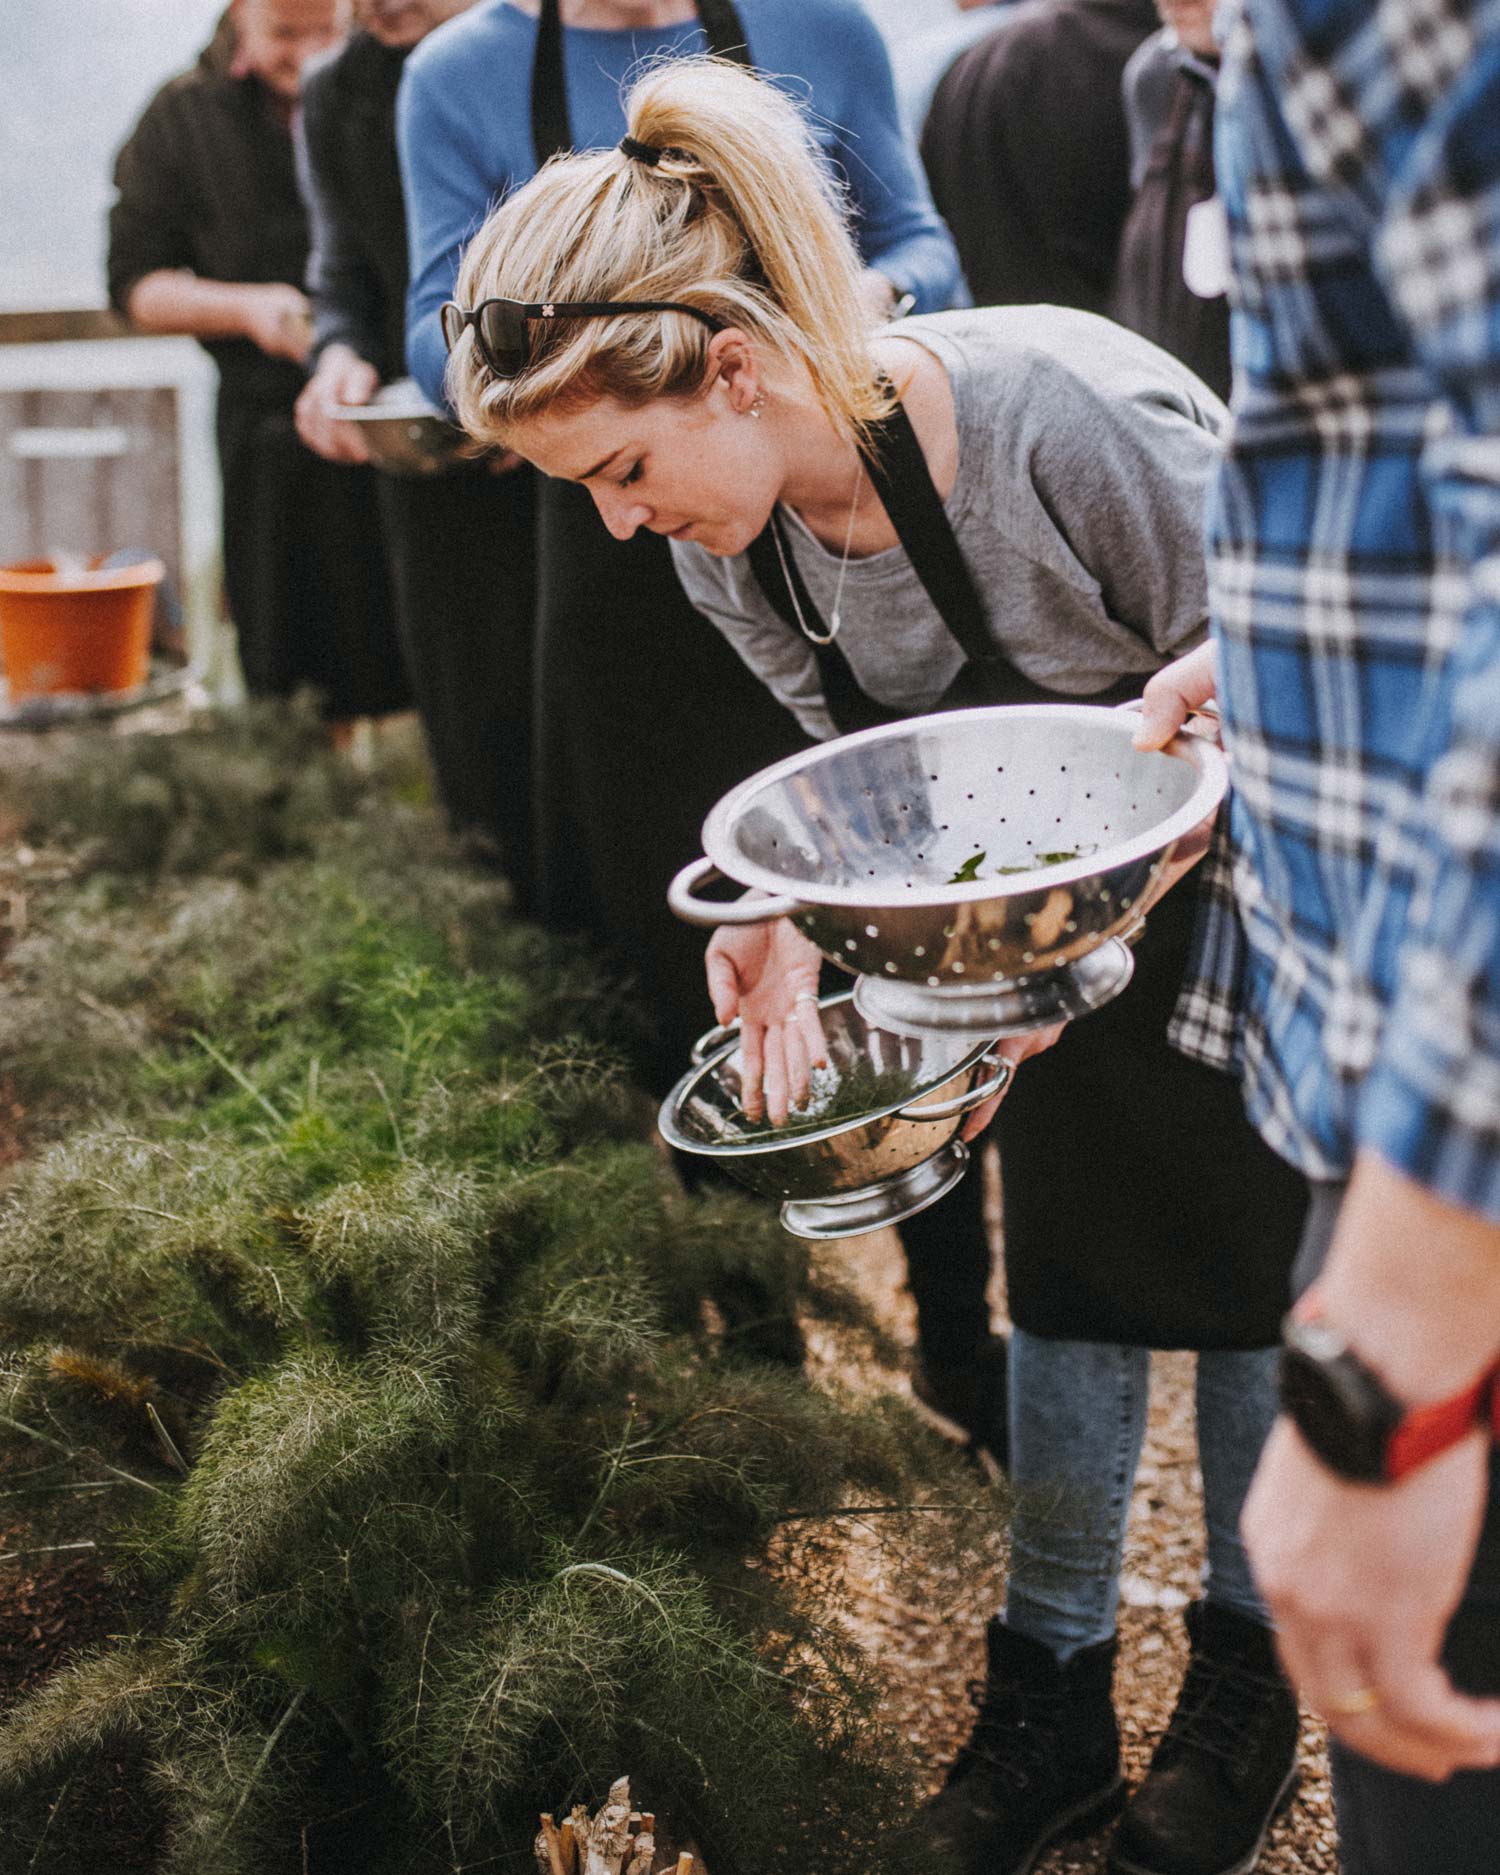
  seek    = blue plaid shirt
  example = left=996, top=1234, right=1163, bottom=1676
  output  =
left=1171, top=0, right=1500, bottom=1215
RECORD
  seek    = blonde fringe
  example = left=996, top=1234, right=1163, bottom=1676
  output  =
left=446, top=57, right=893, bottom=450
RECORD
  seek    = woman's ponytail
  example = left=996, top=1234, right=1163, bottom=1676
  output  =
left=448, top=57, right=893, bottom=448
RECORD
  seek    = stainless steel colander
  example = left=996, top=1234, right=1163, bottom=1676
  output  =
left=668, top=704, right=1226, bottom=1034
left=658, top=991, right=1009, bottom=1240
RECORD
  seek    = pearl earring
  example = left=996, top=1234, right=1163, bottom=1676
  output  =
left=748, top=396, right=764, bottom=420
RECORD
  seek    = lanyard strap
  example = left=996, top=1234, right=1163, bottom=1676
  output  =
left=531, top=0, right=752, bottom=168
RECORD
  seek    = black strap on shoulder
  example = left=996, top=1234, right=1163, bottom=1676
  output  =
left=744, top=392, right=1086, bottom=735
left=532, top=0, right=752, bottom=168
left=530, top=0, right=570, bottom=167
left=858, top=394, right=996, bottom=668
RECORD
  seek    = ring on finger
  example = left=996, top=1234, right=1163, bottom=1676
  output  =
left=1322, top=1686, right=1380, bottom=1718
left=793, top=991, right=819, bottom=1007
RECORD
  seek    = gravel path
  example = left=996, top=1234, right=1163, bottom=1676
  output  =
left=806, top=1157, right=1339, bottom=1872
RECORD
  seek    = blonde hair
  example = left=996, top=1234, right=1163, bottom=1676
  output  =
left=447, top=57, right=893, bottom=449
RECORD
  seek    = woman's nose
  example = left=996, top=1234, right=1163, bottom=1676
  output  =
left=590, top=486, right=650, bottom=541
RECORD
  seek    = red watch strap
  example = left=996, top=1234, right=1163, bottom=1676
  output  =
left=1295, top=1285, right=1500, bottom=1481
left=1386, top=1367, right=1499, bottom=1479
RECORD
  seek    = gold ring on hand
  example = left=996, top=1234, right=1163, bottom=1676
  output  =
left=1323, top=1686, right=1379, bottom=1718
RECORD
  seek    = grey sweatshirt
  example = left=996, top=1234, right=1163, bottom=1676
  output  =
left=670, top=305, right=1227, bottom=742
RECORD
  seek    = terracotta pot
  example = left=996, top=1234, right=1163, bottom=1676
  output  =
left=0, top=556, right=161, bottom=699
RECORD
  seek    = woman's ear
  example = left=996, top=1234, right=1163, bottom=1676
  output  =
left=703, top=329, right=761, bottom=415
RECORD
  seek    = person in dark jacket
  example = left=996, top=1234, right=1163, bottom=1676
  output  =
left=294, top=0, right=540, bottom=893
left=920, top=0, right=1158, bottom=311
left=1110, top=0, right=1228, bottom=400
left=108, top=0, right=409, bottom=725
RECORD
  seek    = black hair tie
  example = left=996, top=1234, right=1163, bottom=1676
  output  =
left=619, top=135, right=664, bottom=166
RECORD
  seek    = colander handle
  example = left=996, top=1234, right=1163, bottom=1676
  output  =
left=1114, top=696, right=1222, bottom=742
left=898, top=1052, right=1012, bottom=1122
left=667, top=857, right=802, bottom=927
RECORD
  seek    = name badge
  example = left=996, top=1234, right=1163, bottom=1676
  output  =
left=1183, top=195, right=1232, bottom=300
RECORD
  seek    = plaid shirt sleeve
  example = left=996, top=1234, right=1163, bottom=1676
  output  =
left=1351, top=19, right=1500, bottom=1213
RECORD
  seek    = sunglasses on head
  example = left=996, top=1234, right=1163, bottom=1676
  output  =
left=440, top=296, right=723, bottom=378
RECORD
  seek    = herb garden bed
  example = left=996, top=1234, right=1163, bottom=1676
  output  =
left=0, top=708, right=997, bottom=1875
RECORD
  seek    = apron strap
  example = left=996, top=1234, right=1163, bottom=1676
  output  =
left=744, top=392, right=1092, bottom=735
left=532, top=0, right=752, bottom=168
left=858, top=395, right=996, bottom=668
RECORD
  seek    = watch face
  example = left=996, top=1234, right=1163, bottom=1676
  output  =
left=1278, top=1343, right=1398, bottom=1484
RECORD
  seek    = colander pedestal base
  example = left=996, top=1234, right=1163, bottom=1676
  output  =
left=779, top=1139, right=970, bottom=1241
left=851, top=938, right=1135, bottom=1039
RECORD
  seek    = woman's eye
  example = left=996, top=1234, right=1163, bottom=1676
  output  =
left=618, top=461, right=643, bottom=488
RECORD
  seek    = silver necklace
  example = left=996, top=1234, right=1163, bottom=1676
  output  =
left=772, top=460, right=863, bottom=647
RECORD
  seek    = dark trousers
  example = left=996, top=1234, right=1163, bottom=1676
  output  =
left=216, top=398, right=408, bottom=721
left=899, top=1152, right=992, bottom=1365
left=377, top=466, right=537, bottom=912
left=1298, top=1183, right=1500, bottom=1874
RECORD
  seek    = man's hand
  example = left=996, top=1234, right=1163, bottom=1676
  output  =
left=1244, top=1153, right=1500, bottom=1779
left=704, top=919, right=827, bottom=1125
left=295, top=345, right=379, bottom=464
left=1243, top=1419, right=1500, bottom=1778
left=241, top=283, right=315, bottom=364
left=1132, top=640, right=1219, bottom=751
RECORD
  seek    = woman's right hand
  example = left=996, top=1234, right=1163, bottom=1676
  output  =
left=705, top=919, right=828, bottom=1125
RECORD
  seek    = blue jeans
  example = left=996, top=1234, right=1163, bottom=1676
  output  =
left=1003, top=1329, right=1280, bottom=1658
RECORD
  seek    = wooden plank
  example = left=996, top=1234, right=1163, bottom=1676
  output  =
left=0, top=310, right=131, bottom=346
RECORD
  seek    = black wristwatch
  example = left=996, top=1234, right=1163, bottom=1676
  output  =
left=1280, top=1287, right=1500, bottom=1485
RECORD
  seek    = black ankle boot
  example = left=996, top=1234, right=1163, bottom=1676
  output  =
left=912, top=1332, right=1010, bottom=1473
left=922, top=1620, right=1124, bottom=1875
left=1108, top=1601, right=1300, bottom=1875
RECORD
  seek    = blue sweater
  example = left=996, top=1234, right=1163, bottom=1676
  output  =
left=398, top=0, right=962, bottom=405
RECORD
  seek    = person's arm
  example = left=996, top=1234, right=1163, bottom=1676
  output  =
left=296, top=65, right=386, bottom=376
left=294, top=66, right=381, bottom=461
left=813, top=0, right=964, bottom=314
left=398, top=32, right=503, bottom=409
left=125, top=271, right=312, bottom=363
left=1241, top=34, right=1500, bottom=1783
left=109, top=88, right=311, bottom=361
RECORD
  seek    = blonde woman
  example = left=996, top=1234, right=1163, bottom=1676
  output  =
left=442, top=60, right=1308, bottom=1875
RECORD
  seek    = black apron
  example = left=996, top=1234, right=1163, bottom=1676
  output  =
left=217, top=397, right=409, bottom=722
left=748, top=396, right=1306, bottom=1349
left=376, top=468, right=538, bottom=903
left=527, top=0, right=809, bottom=1099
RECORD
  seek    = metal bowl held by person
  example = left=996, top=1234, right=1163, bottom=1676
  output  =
left=327, top=379, right=467, bottom=476
left=660, top=991, right=1009, bottom=1238
left=669, top=700, right=1226, bottom=1034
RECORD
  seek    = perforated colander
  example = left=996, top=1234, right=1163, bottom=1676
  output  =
left=668, top=704, right=1226, bottom=1034
left=659, top=991, right=1009, bottom=1239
